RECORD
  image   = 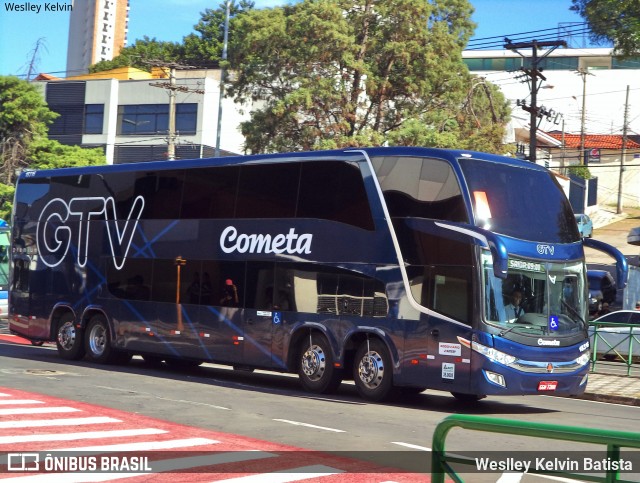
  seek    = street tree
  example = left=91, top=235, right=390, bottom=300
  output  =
left=90, top=37, right=184, bottom=73
left=228, top=0, right=510, bottom=153
left=570, top=0, right=640, bottom=57
left=0, top=76, right=56, bottom=184
left=0, top=76, right=106, bottom=220
left=91, top=1, right=255, bottom=72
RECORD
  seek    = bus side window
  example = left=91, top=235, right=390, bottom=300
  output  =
left=13, top=259, right=29, bottom=292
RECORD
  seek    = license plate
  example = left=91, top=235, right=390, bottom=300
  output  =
left=538, top=381, right=558, bottom=391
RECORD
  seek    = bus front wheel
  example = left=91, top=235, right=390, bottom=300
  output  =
left=298, top=333, right=342, bottom=394
left=85, top=315, right=117, bottom=364
left=353, top=339, right=393, bottom=402
left=56, top=313, right=85, bottom=360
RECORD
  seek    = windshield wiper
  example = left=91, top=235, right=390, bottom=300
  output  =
left=561, top=300, right=586, bottom=327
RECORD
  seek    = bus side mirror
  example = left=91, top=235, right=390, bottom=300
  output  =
left=583, top=237, right=629, bottom=289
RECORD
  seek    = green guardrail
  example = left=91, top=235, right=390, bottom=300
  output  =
left=432, top=414, right=640, bottom=483
left=590, top=321, right=640, bottom=376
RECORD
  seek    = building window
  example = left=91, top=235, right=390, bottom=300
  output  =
left=117, top=103, right=197, bottom=135
left=84, top=104, right=104, bottom=134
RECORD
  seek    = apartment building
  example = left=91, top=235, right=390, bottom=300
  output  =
left=67, top=0, right=130, bottom=76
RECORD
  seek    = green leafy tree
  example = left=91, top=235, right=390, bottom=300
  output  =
left=0, top=76, right=106, bottom=220
left=0, top=76, right=57, bottom=184
left=228, top=0, right=510, bottom=153
left=570, top=0, right=640, bottom=57
left=90, top=37, right=184, bottom=72
left=91, top=1, right=255, bottom=72
left=182, top=1, right=255, bottom=67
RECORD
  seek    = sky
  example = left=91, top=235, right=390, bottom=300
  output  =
left=0, top=0, right=595, bottom=78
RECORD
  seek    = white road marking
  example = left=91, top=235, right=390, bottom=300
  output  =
left=390, top=441, right=431, bottom=451
left=0, top=428, right=168, bottom=444
left=0, top=399, right=44, bottom=405
left=0, top=406, right=79, bottom=415
left=53, top=437, right=220, bottom=452
left=272, top=419, right=345, bottom=433
left=213, top=464, right=344, bottom=482
left=0, top=416, right=121, bottom=429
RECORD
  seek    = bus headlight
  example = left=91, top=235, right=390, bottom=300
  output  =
left=471, top=341, right=516, bottom=366
left=576, top=351, right=591, bottom=367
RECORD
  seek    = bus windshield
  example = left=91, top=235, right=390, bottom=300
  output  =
left=482, top=252, right=587, bottom=337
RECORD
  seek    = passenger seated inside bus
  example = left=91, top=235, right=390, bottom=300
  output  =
left=504, top=288, right=525, bottom=322
left=220, top=278, right=239, bottom=307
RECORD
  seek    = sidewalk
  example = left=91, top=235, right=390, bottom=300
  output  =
left=587, top=206, right=629, bottom=230
left=580, top=371, right=640, bottom=406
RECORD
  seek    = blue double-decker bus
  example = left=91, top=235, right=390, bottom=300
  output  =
left=8, top=147, right=627, bottom=402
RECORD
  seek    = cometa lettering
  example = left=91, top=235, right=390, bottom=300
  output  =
left=220, top=226, right=312, bottom=255
left=538, top=338, right=561, bottom=346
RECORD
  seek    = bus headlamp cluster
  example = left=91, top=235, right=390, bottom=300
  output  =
left=471, top=341, right=516, bottom=366
left=575, top=351, right=591, bottom=367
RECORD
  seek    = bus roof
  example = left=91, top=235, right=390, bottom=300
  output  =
left=18, top=146, right=542, bottom=180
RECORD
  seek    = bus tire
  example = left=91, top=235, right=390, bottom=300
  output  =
left=56, top=313, right=85, bottom=360
left=353, top=339, right=393, bottom=402
left=298, top=333, right=342, bottom=394
left=84, top=315, right=115, bottom=364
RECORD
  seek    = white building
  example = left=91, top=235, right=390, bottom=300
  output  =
left=35, top=68, right=254, bottom=163
left=463, top=47, right=640, bottom=209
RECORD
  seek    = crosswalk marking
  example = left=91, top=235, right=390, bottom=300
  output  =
left=0, top=406, right=79, bottom=416
left=0, top=428, right=168, bottom=445
left=0, top=400, right=44, bottom=406
left=212, top=465, right=344, bottom=482
left=0, top=416, right=121, bottom=429
left=52, top=437, right=220, bottom=452
left=0, top=387, right=430, bottom=482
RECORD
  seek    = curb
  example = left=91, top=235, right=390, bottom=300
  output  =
left=577, top=392, right=640, bottom=406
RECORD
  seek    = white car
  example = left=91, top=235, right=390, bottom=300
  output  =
left=589, top=310, right=640, bottom=358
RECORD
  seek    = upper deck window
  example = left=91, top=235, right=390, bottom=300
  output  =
left=370, top=156, right=468, bottom=223
left=458, top=158, right=580, bottom=243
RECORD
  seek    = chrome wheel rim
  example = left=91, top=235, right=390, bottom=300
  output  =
left=301, top=344, right=326, bottom=381
left=57, top=321, right=76, bottom=351
left=88, top=323, right=106, bottom=356
left=358, top=350, right=385, bottom=389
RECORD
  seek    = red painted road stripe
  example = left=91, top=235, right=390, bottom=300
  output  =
left=0, top=388, right=430, bottom=482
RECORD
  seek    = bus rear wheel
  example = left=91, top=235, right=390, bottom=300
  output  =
left=298, top=333, right=342, bottom=394
left=56, top=313, right=85, bottom=360
left=85, top=315, right=120, bottom=364
left=353, top=339, right=393, bottom=402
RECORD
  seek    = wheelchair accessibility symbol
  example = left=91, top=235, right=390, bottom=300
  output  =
left=548, top=315, right=559, bottom=331
left=273, top=312, right=282, bottom=325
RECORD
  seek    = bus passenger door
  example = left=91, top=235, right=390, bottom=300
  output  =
left=425, top=270, right=474, bottom=394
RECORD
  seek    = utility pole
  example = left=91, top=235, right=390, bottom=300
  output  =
left=575, top=68, right=593, bottom=165
left=215, top=0, right=231, bottom=158
left=617, top=85, right=630, bottom=214
left=149, top=61, right=203, bottom=160
left=168, top=67, right=177, bottom=160
left=505, top=39, right=566, bottom=164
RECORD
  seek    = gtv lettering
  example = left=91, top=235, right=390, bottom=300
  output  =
left=220, top=226, right=312, bottom=255
left=37, top=196, right=145, bottom=269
